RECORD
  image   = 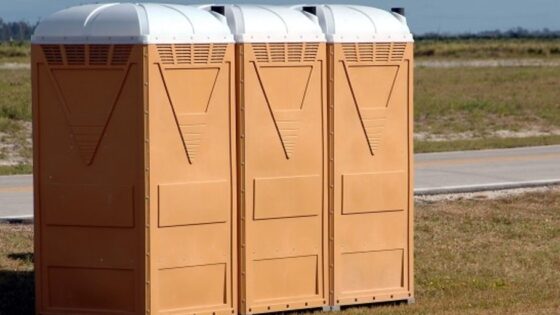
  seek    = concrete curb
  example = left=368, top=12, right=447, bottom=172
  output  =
left=0, top=215, right=33, bottom=224
left=414, top=179, right=560, bottom=196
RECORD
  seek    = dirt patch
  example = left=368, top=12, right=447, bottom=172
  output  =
left=0, top=121, right=32, bottom=166
left=0, top=63, right=29, bottom=70
left=414, top=128, right=560, bottom=142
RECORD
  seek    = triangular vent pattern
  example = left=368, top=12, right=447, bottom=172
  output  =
left=50, top=68, right=129, bottom=164
left=255, top=65, right=313, bottom=159
left=159, top=67, right=220, bottom=164
left=345, top=65, right=400, bottom=155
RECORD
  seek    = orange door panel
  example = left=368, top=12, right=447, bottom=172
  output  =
left=237, top=43, right=328, bottom=314
left=147, top=44, right=237, bottom=315
left=329, top=42, right=414, bottom=306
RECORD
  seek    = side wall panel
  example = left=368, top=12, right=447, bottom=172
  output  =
left=32, top=44, right=146, bottom=314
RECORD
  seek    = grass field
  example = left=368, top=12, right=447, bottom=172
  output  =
left=415, top=66, right=560, bottom=135
left=0, top=42, right=30, bottom=64
left=414, top=65, right=560, bottom=152
left=415, top=38, right=560, bottom=59
left=416, top=135, right=560, bottom=153
left=0, top=68, right=31, bottom=170
left=1, top=190, right=559, bottom=314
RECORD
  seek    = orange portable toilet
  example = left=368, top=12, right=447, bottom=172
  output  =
left=223, top=5, right=328, bottom=314
left=32, top=3, right=237, bottom=315
left=297, top=4, right=415, bottom=308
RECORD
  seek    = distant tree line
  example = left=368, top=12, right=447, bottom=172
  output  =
left=416, top=27, right=560, bottom=40
left=0, top=19, right=36, bottom=42
left=0, top=18, right=559, bottom=42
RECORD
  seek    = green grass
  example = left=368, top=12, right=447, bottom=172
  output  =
left=0, top=164, right=33, bottom=175
left=0, top=41, right=30, bottom=63
left=2, top=190, right=560, bottom=314
left=415, top=135, right=560, bottom=153
left=0, top=68, right=32, bottom=167
left=415, top=66, right=560, bottom=136
left=0, top=69, right=31, bottom=122
left=415, top=38, right=560, bottom=59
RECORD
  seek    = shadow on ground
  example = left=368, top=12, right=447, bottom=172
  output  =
left=0, top=252, right=34, bottom=315
left=7, top=252, right=33, bottom=263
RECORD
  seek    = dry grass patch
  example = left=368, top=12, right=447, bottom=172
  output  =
left=0, top=68, right=32, bottom=170
left=415, top=38, right=560, bottom=60
left=415, top=66, right=560, bottom=136
left=415, top=135, right=560, bottom=153
left=0, top=42, right=30, bottom=64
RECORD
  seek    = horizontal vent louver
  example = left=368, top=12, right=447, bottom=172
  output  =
left=253, top=43, right=319, bottom=63
left=89, top=45, right=110, bottom=65
left=111, top=45, right=132, bottom=65
left=41, top=45, right=63, bottom=65
left=41, top=45, right=132, bottom=66
left=156, top=44, right=228, bottom=65
left=342, top=43, right=408, bottom=62
left=64, top=45, right=86, bottom=65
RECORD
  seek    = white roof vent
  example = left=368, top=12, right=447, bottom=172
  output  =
left=295, top=4, right=413, bottom=43
left=32, top=3, right=234, bottom=44
left=214, top=5, right=325, bottom=43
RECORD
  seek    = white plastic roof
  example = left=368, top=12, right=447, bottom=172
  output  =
left=298, top=5, right=413, bottom=43
left=32, top=3, right=233, bottom=44
left=220, top=5, right=325, bottom=43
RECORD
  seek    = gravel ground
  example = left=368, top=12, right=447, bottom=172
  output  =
left=0, top=63, right=29, bottom=70
left=416, top=185, right=560, bottom=203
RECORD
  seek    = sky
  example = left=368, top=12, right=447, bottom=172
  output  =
left=1, top=0, right=560, bottom=34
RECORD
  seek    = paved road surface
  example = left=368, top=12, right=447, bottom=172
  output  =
left=1, top=145, right=560, bottom=219
left=415, top=145, right=560, bottom=194
left=0, top=174, right=33, bottom=219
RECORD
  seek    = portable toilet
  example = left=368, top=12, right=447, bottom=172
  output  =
left=216, top=4, right=328, bottom=314
left=295, top=4, right=415, bottom=308
left=31, top=3, right=237, bottom=315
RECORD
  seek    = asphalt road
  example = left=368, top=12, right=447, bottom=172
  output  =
left=415, top=145, right=560, bottom=194
left=1, top=145, right=560, bottom=219
left=0, top=174, right=33, bottom=219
